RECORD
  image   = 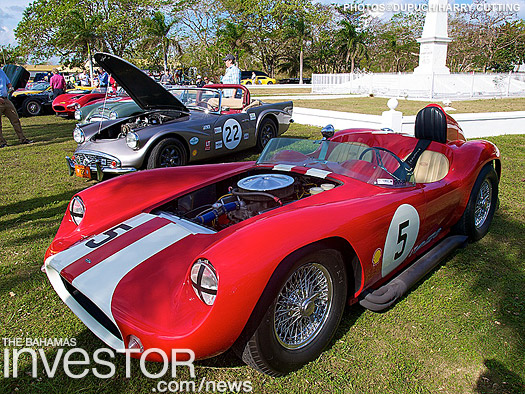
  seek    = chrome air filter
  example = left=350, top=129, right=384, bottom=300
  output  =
left=237, top=174, right=295, bottom=201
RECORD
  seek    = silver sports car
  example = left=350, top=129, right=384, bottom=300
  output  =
left=67, top=53, right=293, bottom=181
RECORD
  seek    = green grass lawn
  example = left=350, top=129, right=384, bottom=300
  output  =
left=265, top=97, right=525, bottom=115
left=0, top=115, right=524, bottom=394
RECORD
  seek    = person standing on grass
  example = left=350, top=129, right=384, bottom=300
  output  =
left=221, top=54, right=241, bottom=97
left=0, top=69, right=32, bottom=148
left=50, top=68, right=66, bottom=100
left=96, top=67, right=109, bottom=90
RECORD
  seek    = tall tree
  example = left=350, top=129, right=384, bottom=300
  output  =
left=216, top=20, right=252, bottom=69
left=143, top=11, right=181, bottom=73
left=14, top=0, right=159, bottom=65
left=336, top=20, right=367, bottom=73
left=283, top=15, right=312, bottom=83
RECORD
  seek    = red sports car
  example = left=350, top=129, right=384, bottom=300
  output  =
left=52, top=88, right=111, bottom=118
left=44, top=105, right=500, bottom=376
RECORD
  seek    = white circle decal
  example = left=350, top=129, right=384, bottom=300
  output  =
left=222, top=118, right=242, bottom=150
left=382, top=204, right=420, bottom=277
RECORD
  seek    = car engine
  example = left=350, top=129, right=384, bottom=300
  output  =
left=154, top=172, right=338, bottom=231
left=120, top=112, right=175, bottom=136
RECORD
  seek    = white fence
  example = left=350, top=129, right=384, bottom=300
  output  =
left=292, top=105, right=525, bottom=139
left=312, top=72, right=525, bottom=100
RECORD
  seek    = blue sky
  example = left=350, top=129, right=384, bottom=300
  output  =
left=0, top=0, right=30, bottom=46
left=1, top=0, right=524, bottom=46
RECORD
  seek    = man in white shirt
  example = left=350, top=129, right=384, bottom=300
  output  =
left=221, top=54, right=241, bottom=98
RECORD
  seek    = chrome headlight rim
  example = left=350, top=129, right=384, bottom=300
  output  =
left=69, top=196, right=85, bottom=226
left=126, top=132, right=140, bottom=150
left=190, top=258, right=218, bottom=306
left=73, top=126, right=85, bottom=144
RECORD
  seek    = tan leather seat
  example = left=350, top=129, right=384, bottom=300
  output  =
left=208, top=97, right=243, bottom=110
left=327, top=142, right=371, bottom=162
left=412, top=150, right=449, bottom=183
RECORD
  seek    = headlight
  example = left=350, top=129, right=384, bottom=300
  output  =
left=69, top=196, right=85, bottom=226
left=109, top=111, right=117, bottom=120
left=73, top=126, right=85, bottom=143
left=190, top=259, right=218, bottom=305
left=126, top=132, right=140, bottom=149
left=74, top=109, right=82, bottom=121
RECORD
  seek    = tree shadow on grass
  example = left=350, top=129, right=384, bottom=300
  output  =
left=476, top=359, right=525, bottom=394
left=15, top=116, right=76, bottom=145
left=0, top=189, right=81, bottom=221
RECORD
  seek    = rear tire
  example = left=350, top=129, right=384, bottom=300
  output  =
left=239, top=249, right=347, bottom=376
left=23, top=99, right=42, bottom=116
left=256, top=118, right=277, bottom=152
left=454, top=164, right=498, bottom=241
left=147, top=138, right=187, bottom=169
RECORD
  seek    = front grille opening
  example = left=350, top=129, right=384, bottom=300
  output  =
left=61, top=277, right=123, bottom=340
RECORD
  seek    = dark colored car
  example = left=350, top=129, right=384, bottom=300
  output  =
left=67, top=53, right=294, bottom=181
left=278, top=78, right=312, bottom=84
left=10, top=81, right=54, bottom=116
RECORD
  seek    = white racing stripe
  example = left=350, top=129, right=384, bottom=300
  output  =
left=71, top=222, right=192, bottom=324
left=48, top=213, right=153, bottom=273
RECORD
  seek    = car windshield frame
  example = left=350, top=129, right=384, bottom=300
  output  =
left=30, top=82, right=50, bottom=91
left=257, top=137, right=415, bottom=188
left=168, top=87, right=222, bottom=114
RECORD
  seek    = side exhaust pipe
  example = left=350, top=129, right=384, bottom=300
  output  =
left=359, top=235, right=468, bottom=312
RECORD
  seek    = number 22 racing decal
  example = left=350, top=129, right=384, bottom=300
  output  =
left=222, top=118, right=242, bottom=150
left=381, top=204, right=420, bottom=277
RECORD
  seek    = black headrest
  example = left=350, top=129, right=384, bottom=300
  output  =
left=415, top=106, right=447, bottom=143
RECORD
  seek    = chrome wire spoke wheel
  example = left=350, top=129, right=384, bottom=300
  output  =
left=474, top=179, right=492, bottom=229
left=273, top=263, right=333, bottom=349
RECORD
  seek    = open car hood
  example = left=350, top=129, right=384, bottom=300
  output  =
left=94, top=53, right=188, bottom=113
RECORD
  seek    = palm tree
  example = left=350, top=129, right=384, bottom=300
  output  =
left=283, top=15, right=312, bottom=84
left=336, top=20, right=368, bottom=73
left=143, top=12, right=181, bottom=73
left=216, top=21, right=252, bottom=67
left=64, top=9, right=103, bottom=84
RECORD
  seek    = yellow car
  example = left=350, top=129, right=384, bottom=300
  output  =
left=241, top=75, right=277, bottom=85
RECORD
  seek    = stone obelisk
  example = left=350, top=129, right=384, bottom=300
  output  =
left=414, top=0, right=452, bottom=74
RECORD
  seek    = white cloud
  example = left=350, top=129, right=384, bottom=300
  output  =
left=0, top=25, right=15, bottom=46
left=0, top=1, right=31, bottom=45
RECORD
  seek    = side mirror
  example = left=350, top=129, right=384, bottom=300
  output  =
left=321, top=124, right=335, bottom=139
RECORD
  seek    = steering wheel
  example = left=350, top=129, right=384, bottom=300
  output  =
left=196, top=100, right=218, bottom=112
left=358, top=146, right=409, bottom=181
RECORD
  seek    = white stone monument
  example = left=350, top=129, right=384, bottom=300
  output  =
left=414, top=0, right=452, bottom=74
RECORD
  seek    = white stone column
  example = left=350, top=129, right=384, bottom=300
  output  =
left=414, top=0, right=452, bottom=75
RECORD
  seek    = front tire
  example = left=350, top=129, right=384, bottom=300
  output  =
left=147, top=138, right=188, bottom=169
left=23, top=99, right=42, bottom=116
left=454, top=163, right=498, bottom=241
left=240, top=249, right=347, bottom=376
left=256, top=118, right=277, bottom=151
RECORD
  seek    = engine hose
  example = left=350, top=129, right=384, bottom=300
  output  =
left=195, top=201, right=240, bottom=225
left=231, top=189, right=282, bottom=205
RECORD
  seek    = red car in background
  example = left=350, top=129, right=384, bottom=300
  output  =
left=52, top=88, right=111, bottom=118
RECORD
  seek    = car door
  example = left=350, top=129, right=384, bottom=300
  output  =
left=212, top=112, right=255, bottom=153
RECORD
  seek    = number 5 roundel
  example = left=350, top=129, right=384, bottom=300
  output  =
left=222, top=118, right=242, bottom=150
left=382, top=204, right=420, bottom=277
